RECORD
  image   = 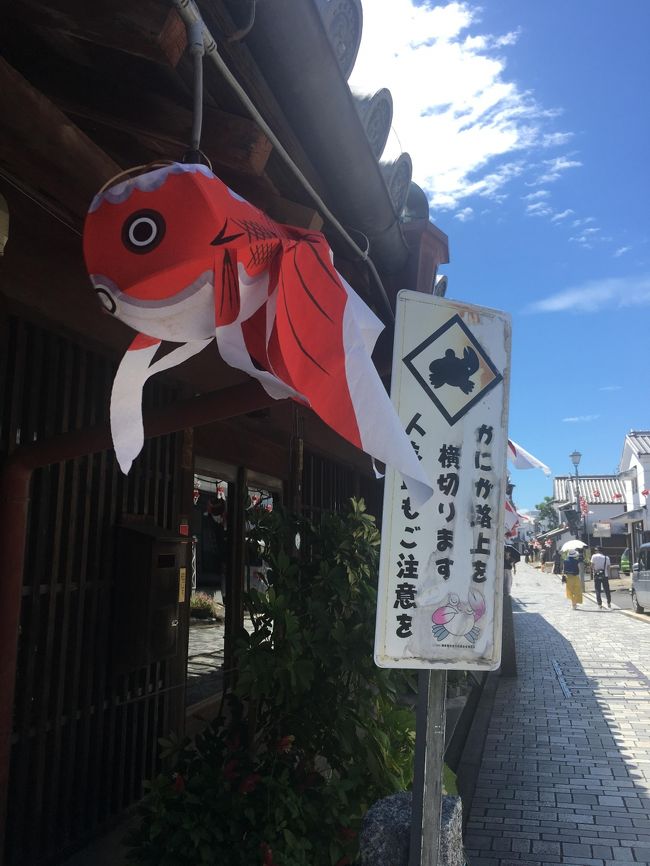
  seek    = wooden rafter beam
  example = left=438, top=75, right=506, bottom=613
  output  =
left=0, top=58, right=121, bottom=222
left=7, top=0, right=187, bottom=67
left=61, top=94, right=273, bottom=177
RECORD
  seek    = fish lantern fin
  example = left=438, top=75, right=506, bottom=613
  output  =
left=268, top=238, right=431, bottom=506
left=214, top=250, right=305, bottom=403
left=268, top=238, right=360, bottom=443
left=213, top=247, right=241, bottom=326
left=111, top=333, right=213, bottom=473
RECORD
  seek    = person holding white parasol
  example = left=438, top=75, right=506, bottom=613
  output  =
left=560, top=540, right=587, bottom=610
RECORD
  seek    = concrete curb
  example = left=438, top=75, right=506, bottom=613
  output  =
left=455, top=671, right=500, bottom=830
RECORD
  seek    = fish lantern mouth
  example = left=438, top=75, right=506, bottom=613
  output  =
left=95, top=285, right=117, bottom=314
left=88, top=270, right=216, bottom=343
left=90, top=274, right=123, bottom=318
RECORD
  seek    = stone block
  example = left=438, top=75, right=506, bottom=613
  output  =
left=359, top=791, right=465, bottom=866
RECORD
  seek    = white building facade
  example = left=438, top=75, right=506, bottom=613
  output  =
left=552, top=474, right=627, bottom=559
left=615, top=431, right=650, bottom=558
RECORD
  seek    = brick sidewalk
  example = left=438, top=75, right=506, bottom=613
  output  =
left=465, top=562, right=650, bottom=866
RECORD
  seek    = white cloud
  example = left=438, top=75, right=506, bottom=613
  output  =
left=614, top=246, right=631, bottom=257
left=526, top=275, right=650, bottom=313
left=454, top=206, right=474, bottom=221
left=525, top=201, right=553, bottom=217
left=599, top=385, right=622, bottom=391
left=349, top=1, right=569, bottom=209
left=562, top=415, right=600, bottom=423
left=550, top=209, right=574, bottom=222
left=493, top=29, right=521, bottom=47
left=572, top=216, right=596, bottom=227
left=542, top=132, right=574, bottom=147
left=523, top=202, right=574, bottom=223
left=533, top=155, right=582, bottom=184
left=461, top=161, right=525, bottom=202
left=568, top=226, right=607, bottom=248
left=522, top=189, right=549, bottom=201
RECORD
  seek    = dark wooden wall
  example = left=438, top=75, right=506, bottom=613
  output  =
left=302, top=448, right=383, bottom=525
left=0, top=314, right=385, bottom=863
left=1, top=316, right=186, bottom=864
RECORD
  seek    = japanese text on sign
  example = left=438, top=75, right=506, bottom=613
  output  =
left=375, top=293, right=511, bottom=670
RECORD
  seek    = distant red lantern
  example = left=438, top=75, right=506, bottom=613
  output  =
left=613, top=492, right=622, bottom=499
left=642, top=489, right=650, bottom=497
left=593, top=489, right=600, bottom=497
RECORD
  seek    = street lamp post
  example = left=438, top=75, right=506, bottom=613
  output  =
left=570, top=450, right=582, bottom=541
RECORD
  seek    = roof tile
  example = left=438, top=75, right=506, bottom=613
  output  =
left=553, top=475, right=626, bottom=505
left=627, top=431, right=650, bottom=455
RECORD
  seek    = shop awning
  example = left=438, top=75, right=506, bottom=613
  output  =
left=537, top=525, right=569, bottom=540
left=609, top=507, right=645, bottom=523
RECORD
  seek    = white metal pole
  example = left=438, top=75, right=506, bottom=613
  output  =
left=409, top=670, right=447, bottom=866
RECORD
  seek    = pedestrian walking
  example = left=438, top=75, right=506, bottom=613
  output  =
left=577, top=548, right=586, bottom=591
left=563, top=550, right=582, bottom=609
left=590, top=546, right=612, bottom=609
left=539, top=547, right=547, bottom=572
left=552, top=548, right=562, bottom=575
left=503, top=546, right=520, bottom=594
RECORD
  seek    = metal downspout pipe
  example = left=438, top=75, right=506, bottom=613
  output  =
left=171, top=0, right=395, bottom=322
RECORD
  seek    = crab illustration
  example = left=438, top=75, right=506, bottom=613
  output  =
left=431, top=589, right=486, bottom=644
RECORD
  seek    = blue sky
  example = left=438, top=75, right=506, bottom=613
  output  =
left=350, top=0, right=650, bottom=511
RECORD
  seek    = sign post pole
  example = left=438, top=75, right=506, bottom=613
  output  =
left=409, top=670, right=447, bottom=866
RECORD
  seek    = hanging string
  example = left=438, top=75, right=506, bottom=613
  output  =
left=183, top=20, right=211, bottom=167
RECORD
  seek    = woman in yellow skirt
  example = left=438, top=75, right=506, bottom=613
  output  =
left=563, top=550, right=582, bottom=609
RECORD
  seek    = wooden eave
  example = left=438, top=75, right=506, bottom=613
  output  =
left=0, top=0, right=424, bottom=478
left=0, top=1, right=327, bottom=216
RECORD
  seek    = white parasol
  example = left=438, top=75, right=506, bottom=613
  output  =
left=560, top=539, right=587, bottom=553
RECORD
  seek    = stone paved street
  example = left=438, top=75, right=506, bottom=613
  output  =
left=465, top=561, right=650, bottom=866
left=186, top=617, right=225, bottom=706
left=186, top=595, right=256, bottom=707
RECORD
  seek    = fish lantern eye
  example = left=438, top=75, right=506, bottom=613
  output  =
left=122, top=209, right=166, bottom=254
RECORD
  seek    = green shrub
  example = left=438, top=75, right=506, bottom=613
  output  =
left=130, top=500, right=416, bottom=866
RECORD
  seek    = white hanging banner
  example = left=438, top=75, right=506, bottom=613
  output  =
left=375, top=292, right=511, bottom=670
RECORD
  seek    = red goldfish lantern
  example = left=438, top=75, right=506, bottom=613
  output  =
left=83, top=163, right=431, bottom=504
